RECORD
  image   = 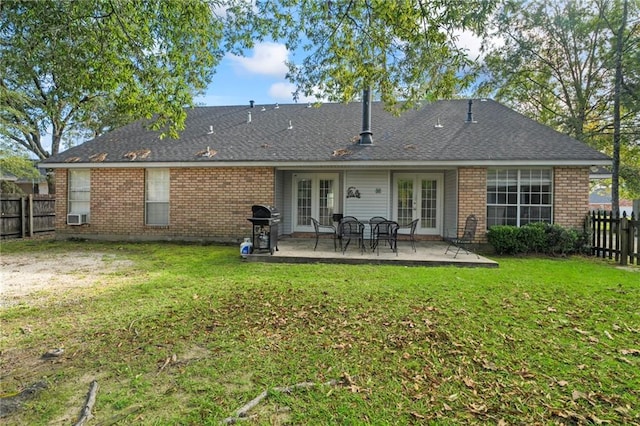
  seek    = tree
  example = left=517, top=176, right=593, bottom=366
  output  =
left=1, top=0, right=225, bottom=191
left=224, top=0, right=498, bottom=110
left=476, top=0, right=640, bottom=206
left=0, top=150, right=41, bottom=194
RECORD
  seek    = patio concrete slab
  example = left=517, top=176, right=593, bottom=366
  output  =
left=245, top=237, right=498, bottom=268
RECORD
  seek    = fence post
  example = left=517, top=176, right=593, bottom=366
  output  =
left=28, top=194, right=34, bottom=238
left=20, top=196, right=26, bottom=238
left=620, top=217, right=629, bottom=266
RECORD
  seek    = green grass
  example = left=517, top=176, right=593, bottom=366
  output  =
left=1, top=240, right=638, bottom=425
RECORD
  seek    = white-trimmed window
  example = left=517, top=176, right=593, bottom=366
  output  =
left=68, top=169, right=90, bottom=217
left=145, top=169, right=169, bottom=226
left=487, top=168, right=552, bottom=228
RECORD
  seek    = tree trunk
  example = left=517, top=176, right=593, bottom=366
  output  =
left=612, top=0, right=628, bottom=214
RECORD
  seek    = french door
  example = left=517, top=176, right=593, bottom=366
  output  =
left=293, top=174, right=338, bottom=231
left=393, top=173, right=443, bottom=235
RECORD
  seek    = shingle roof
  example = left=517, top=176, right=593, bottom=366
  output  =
left=42, top=99, right=610, bottom=166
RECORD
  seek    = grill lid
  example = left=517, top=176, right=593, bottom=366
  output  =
left=251, top=204, right=280, bottom=219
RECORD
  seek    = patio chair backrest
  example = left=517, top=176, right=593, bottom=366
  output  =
left=374, top=220, right=398, bottom=236
left=339, top=217, right=363, bottom=236
left=369, top=216, right=387, bottom=225
left=408, top=218, right=418, bottom=235
left=460, top=214, right=478, bottom=242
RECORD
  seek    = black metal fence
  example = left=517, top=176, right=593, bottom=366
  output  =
left=587, top=210, right=638, bottom=266
left=0, top=194, right=56, bottom=239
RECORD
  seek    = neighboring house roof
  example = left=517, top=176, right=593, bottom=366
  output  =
left=589, top=192, right=633, bottom=207
left=41, top=99, right=610, bottom=168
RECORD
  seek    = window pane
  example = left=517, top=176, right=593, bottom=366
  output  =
left=146, top=169, right=169, bottom=202
left=397, top=178, right=413, bottom=225
left=146, top=169, right=169, bottom=225
left=146, top=203, right=169, bottom=225
left=421, top=179, right=437, bottom=228
left=319, top=179, right=334, bottom=226
left=488, top=168, right=552, bottom=228
left=297, top=178, right=312, bottom=226
left=68, top=169, right=91, bottom=215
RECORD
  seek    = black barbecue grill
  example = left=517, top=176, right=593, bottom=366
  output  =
left=247, top=204, right=280, bottom=255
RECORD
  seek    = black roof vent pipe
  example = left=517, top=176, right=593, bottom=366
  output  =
left=250, top=100, right=255, bottom=108
left=466, top=99, right=477, bottom=123
left=359, top=87, right=373, bottom=145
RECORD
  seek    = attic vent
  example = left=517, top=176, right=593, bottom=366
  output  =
left=275, top=103, right=279, bottom=109
left=332, top=148, right=352, bottom=157
left=89, top=152, right=107, bottom=162
left=250, top=100, right=255, bottom=108
left=195, top=146, right=217, bottom=158
left=123, top=149, right=151, bottom=161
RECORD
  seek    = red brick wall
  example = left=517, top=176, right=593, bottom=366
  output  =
left=55, top=167, right=275, bottom=242
left=553, top=167, right=590, bottom=229
left=457, top=167, right=487, bottom=243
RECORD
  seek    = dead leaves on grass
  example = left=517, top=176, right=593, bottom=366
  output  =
left=215, top=290, right=638, bottom=424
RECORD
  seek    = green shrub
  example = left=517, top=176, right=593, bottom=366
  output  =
left=487, top=225, right=527, bottom=255
left=519, top=222, right=548, bottom=253
left=487, top=223, right=588, bottom=256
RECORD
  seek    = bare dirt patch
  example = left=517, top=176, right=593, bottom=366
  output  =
left=0, top=251, right=134, bottom=307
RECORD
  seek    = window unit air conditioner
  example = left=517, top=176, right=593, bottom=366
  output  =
left=67, top=213, right=88, bottom=225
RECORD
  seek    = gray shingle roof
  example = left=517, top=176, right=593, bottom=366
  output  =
left=42, top=99, right=610, bottom=166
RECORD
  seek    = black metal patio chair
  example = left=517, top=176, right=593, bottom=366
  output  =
left=372, top=220, right=399, bottom=256
left=368, top=216, right=388, bottom=247
left=311, top=217, right=336, bottom=251
left=444, top=214, right=479, bottom=258
left=338, top=217, right=365, bottom=254
left=397, top=218, right=419, bottom=252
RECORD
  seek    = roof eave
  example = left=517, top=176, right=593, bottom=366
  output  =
left=40, top=158, right=612, bottom=169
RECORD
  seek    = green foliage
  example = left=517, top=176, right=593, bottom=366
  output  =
left=0, top=151, right=40, bottom=180
left=486, top=225, right=527, bottom=254
left=1, top=241, right=638, bottom=424
left=477, top=0, right=640, bottom=199
left=0, top=0, right=224, bottom=159
left=487, top=223, right=589, bottom=256
left=224, top=0, right=498, bottom=109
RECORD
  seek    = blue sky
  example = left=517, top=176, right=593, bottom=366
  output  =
left=194, top=30, right=484, bottom=107
left=194, top=41, right=314, bottom=107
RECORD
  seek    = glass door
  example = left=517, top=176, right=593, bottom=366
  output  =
left=294, top=174, right=338, bottom=231
left=394, top=173, right=442, bottom=235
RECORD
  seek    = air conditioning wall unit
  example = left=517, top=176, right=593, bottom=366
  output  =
left=67, top=213, right=88, bottom=225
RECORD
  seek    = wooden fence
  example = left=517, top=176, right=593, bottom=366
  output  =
left=587, top=210, right=639, bottom=266
left=0, top=194, right=56, bottom=239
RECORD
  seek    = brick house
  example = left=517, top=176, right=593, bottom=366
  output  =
left=40, top=99, right=610, bottom=243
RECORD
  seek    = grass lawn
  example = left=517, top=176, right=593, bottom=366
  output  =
left=0, top=240, right=638, bottom=425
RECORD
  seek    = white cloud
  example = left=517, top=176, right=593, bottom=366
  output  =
left=454, top=30, right=483, bottom=60
left=227, top=42, right=289, bottom=77
left=269, top=82, right=322, bottom=103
